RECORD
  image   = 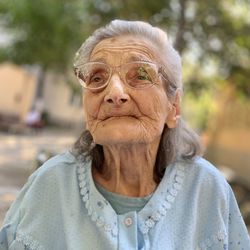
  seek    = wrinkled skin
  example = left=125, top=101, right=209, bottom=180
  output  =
left=83, top=35, right=180, bottom=197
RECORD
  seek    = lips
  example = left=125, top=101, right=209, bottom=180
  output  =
left=103, top=114, right=137, bottom=121
left=99, top=108, right=139, bottom=121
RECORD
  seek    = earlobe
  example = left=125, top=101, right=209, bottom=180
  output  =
left=166, top=89, right=181, bottom=128
left=166, top=107, right=180, bottom=128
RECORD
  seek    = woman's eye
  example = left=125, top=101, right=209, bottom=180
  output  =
left=87, top=70, right=109, bottom=88
left=137, top=74, right=149, bottom=80
left=137, top=67, right=151, bottom=81
left=91, top=75, right=102, bottom=82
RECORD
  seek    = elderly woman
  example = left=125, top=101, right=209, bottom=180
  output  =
left=0, top=20, right=249, bottom=250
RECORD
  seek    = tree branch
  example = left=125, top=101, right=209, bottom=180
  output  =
left=174, top=0, right=188, bottom=55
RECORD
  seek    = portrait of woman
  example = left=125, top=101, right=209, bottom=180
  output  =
left=0, top=19, right=249, bottom=250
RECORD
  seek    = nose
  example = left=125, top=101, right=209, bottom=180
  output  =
left=104, top=75, right=130, bottom=105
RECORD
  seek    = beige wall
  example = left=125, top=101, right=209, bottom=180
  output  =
left=0, top=64, right=84, bottom=128
left=44, top=73, right=84, bottom=127
left=0, top=63, right=37, bottom=120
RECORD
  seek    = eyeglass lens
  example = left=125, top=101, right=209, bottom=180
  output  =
left=75, top=62, right=158, bottom=89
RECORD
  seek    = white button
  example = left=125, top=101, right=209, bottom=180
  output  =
left=124, top=217, right=133, bottom=227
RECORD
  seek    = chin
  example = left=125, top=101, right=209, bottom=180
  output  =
left=93, top=131, right=136, bottom=146
left=92, top=127, right=160, bottom=146
left=90, top=117, right=163, bottom=146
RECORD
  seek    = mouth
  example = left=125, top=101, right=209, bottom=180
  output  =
left=103, top=115, right=137, bottom=121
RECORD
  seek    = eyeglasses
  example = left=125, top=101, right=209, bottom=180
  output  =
left=74, top=61, right=165, bottom=91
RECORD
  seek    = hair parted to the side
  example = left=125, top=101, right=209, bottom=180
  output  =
left=72, top=19, right=203, bottom=183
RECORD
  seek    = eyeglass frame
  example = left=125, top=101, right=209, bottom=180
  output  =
left=73, top=60, right=171, bottom=91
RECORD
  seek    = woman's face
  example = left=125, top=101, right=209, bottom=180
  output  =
left=83, top=35, right=175, bottom=146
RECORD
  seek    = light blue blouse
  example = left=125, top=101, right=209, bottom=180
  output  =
left=0, top=151, right=249, bottom=250
left=95, top=182, right=152, bottom=214
left=95, top=183, right=152, bottom=250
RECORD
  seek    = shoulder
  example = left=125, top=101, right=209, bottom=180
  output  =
left=1, top=152, right=90, bottom=249
left=31, top=150, right=78, bottom=182
left=37, top=150, right=78, bottom=173
left=174, top=158, right=250, bottom=248
left=3, top=151, right=83, bottom=223
left=177, top=157, right=230, bottom=204
left=11, top=151, right=81, bottom=207
left=183, top=156, right=228, bottom=186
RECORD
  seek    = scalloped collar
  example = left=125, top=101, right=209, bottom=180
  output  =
left=77, top=159, right=186, bottom=238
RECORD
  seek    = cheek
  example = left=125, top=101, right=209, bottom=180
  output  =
left=84, top=94, right=101, bottom=118
left=83, top=94, right=103, bottom=131
left=137, top=91, right=170, bottom=122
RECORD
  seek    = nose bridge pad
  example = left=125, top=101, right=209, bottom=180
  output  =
left=111, top=66, right=124, bottom=84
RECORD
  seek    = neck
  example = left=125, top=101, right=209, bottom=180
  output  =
left=92, top=138, right=160, bottom=197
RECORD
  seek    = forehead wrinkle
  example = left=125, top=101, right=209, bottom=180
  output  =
left=93, top=47, right=155, bottom=59
left=90, top=54, right=154, bottom=65
left=89, top=57, right=107, bottom=63
left=89, top=51, right=110, bottom=62
left=89, top=36, right=162, bottom=66
left=90, top=48, right=156, bottom=65
left=127, top=55, right=153, bottom=63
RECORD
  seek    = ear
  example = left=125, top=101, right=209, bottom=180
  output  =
left=166, top=89, right=181, bottom=128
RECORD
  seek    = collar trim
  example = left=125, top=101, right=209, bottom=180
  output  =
left=77, top=160, right=186, bottom=237
left=138, top=164, right=186, bottom=234
left=77, top=161, right=118, bottom=237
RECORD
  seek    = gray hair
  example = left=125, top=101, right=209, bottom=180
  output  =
left=72, top=20, right=202, bottom=182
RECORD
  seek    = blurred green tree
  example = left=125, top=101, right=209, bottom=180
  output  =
left=0, top=0, right=86, bottom=96
left=84, top=0, right=250, bottom=97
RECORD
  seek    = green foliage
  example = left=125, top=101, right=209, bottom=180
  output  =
left=183, top=90, right=217, bottom=131
left=0, top=0, right=86, bottom=71
left=83, top=0, right=250, bottom=97
left=84, top=0, right=173, bottom=27
left=185, top=0, right=250, bottom=97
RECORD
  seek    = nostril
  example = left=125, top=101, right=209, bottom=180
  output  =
left=107, top=98, right=113, bottom=103
left=120, top=98, right=127, bottom=103
left=105, top=97, right=128, bottom=104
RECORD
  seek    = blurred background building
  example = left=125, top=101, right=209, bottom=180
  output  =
left=0, top=63, right=83, bottom=129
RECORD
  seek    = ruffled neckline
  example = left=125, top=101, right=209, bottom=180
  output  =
left=76, top=159, right=186, bottom=237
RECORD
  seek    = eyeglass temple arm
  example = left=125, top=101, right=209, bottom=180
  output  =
left=159, top=67, right=180, bottom=93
